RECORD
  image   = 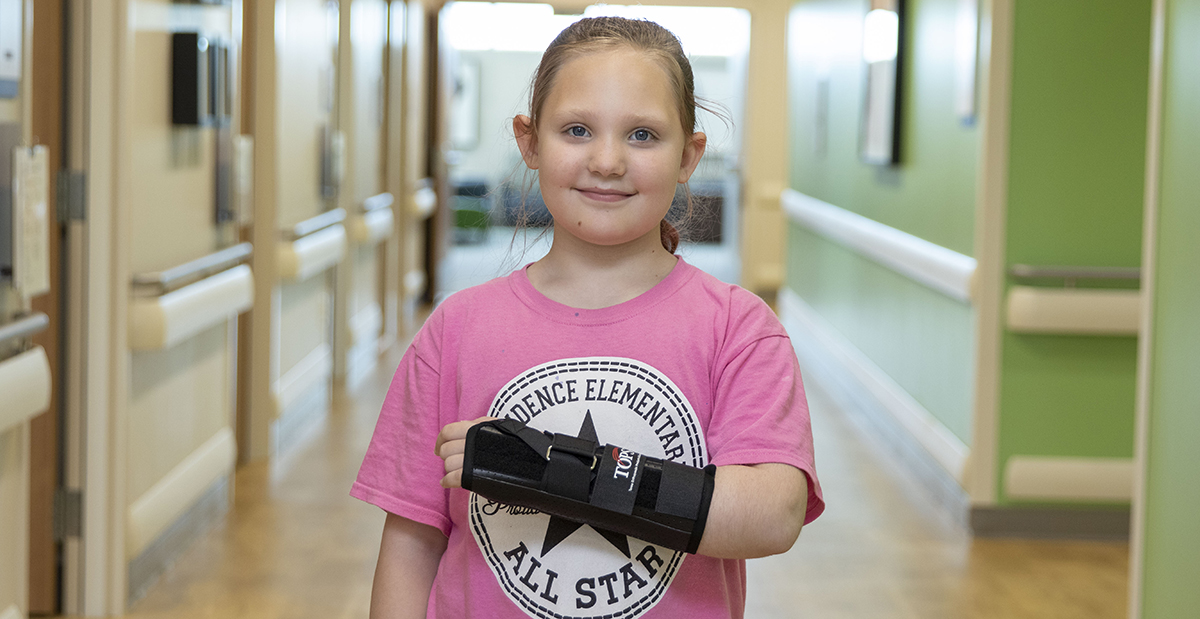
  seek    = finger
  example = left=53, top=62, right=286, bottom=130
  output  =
left=435, top=416, right=499, bottom=454
left=443, top=453, right=464, bottom=475
left=440, top=469, right=463, bottom=489
left=437, top=438, right=466, bottom=460
left=434, top=421, right=469, bottom=454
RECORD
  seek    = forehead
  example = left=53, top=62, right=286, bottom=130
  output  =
left=542, top=48, right=681, bottom=124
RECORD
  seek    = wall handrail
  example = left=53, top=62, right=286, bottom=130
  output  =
left=287, top=208, right=346, bottom=240
left=0, top=346, right=52, bottom=434
left=1006, top=286, right=1140, bottom=336
left=781, top=189, right=977, bottom=302
left=411, top=178, right=437, bottom=220
left=129, top=264, right=255, bottom=351
left=0, top=312, right=50, bottom=349
left=1009, top=264, right=1141, bottom=283
left=131, top=243, right=253, bottom=296
left=362, top=192, right=394, bottom=212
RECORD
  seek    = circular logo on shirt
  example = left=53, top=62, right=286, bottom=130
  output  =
left=470, top=357, right=707, bottom=619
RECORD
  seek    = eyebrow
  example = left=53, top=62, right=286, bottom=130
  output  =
left=548, top=109, right=674, bottom=127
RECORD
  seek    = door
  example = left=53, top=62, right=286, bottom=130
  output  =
left=28, top=0, right=67, bottom=613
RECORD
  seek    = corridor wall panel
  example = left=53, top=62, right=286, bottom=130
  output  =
left=0, top=427, right=28, bottom=618
left=787, top=226, right=975, bottom=445
left=276, top=0, right=339, bottom=228
left=785, top=0, right=978, bottom=458
left=1135, top=0, right=1200, bottom=613
left=128, top=323, right=233, bottom=505
left=787, top=0, right=978, bottom=255
left=351, top=0, right=388, bottom=207
left=128, top=15, right=225, bottom=274
left=996, top=0, right=1150, bottom=505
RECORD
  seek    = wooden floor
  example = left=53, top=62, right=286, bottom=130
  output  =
left=62, top=344, right=1129, bottom=619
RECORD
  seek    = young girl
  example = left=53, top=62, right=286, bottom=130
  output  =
left=353, top=16, right=824, bottom=618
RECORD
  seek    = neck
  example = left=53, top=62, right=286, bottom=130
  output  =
left=527, top=228, right=678, bottom=309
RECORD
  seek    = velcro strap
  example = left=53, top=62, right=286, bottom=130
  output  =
left=590, top=445, right=645, bottom=515
left=548, top=433, right=597, bottom=463
left=492, top=418, right=553, bottom=457
left=655, top=460, right=707, bottom=519
left=544, top=449, right=592, bottom=501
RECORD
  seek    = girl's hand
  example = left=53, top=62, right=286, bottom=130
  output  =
left=434, top=417, right=496, bottom=489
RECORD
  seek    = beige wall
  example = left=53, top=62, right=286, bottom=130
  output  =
left=128, top=2, right=229, bottom=274
left=127, top=324, right=234, bottom=502
left=351, top=0, right=388, bottom=204
left=0, top=427, right=30, bottom=616
left=278, top=275, right=332, bottom=380
left=1, top=0, right=37, bottom=614
left=276, top=0, right=338, bottom=228
left=119, top=0, right=243, bottom=588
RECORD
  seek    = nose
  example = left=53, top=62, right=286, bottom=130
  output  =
left=588, top=136, right=626, bottom=177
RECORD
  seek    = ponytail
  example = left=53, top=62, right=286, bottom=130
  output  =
left=660, top=219, right=680, bottom=254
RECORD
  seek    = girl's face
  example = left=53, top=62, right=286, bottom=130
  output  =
left=516, top=48, right=706, bottom=251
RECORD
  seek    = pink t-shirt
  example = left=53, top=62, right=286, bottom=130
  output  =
left=352, top=258, right=824, bottom=619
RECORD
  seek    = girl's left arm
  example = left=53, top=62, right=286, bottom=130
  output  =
left=696, top=463, right=809, bottom=559
left=437, top=420, right=811, bottom=559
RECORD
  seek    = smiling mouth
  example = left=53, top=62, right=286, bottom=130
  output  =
left=575, top=188, right=634, bottom=202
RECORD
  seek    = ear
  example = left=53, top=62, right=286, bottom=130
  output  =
left=677, top=131, right=707, bottom=184
left=513, top=115, right=539, bottom=170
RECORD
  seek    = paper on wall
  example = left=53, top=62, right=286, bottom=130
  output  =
left=12, top=145, right=50, bottom=301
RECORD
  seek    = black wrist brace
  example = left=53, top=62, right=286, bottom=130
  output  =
left=461, top=418, right=716, bottom=554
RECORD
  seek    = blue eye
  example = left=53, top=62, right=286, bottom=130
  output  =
left=567, top=126, right=588, bottom=138
left=632, top=129, right=653, bottom=142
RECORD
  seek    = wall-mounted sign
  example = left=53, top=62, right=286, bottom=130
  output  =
left=860, top=0, right=905, bottom=166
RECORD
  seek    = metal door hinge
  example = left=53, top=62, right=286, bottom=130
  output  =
left=53, top=488, right=83, bottom=541
left=56, top=170, right=87, bottom=223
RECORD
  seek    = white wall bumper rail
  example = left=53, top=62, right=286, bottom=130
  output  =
left=1005, top=456, right=1134, bottom=502
left=0, top=346, right=52, bottom=434
left=0, top=604, right=24, bottom=619
left=411, top=183, right=436, bottom=219
left=126, top=427, right=236, bottom=558
left=781, top=189, right=977, bottom=302
left=346, top=207, right=395, bottom=246
left=278, top=225, right=347, bottom=282
left=1005, top=286, right=1141, bottom=336
left=129, top=265, right=255, bottom=351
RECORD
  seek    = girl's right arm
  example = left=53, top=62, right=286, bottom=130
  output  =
left=370, top=512, right=447, bottom=618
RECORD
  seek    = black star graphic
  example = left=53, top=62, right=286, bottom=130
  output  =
left=539, top=411, right=631, bottom=558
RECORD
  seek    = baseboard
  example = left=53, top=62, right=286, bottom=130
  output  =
left=128, top=477, right=230, bottom=605
left=970, top=505, right=1130, bottom=540
left=345, top=337, right=380, bottom=390
left=274, top=344, right=332, bottom=419
left=126, top=428, right=236, bottom=557
left=272, top=380, right=330, bottom=457
left=778, top=288, right=971, bottom=525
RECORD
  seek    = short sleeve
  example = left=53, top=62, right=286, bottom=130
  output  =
left=351, top=335, right=452, bottom=536
left=704, top=299, right=825, bottom=524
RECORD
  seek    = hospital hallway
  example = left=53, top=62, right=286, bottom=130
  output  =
left=5, top=1, right=1200, bottom=617
left=72, top=330, right=1128, bottom=619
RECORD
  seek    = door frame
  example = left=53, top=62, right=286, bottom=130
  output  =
left=60, top=0, right=129, bottom=614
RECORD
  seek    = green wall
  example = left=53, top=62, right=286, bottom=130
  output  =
left=787, top=227, right=975, bottom=442
left=788, top=0, right=978, bottom=254
left=1139, top=0, right=1200, bottom=613
left=785, top=0, right=978, bottom=444
left=996, top=0, right=1151, bottom=503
